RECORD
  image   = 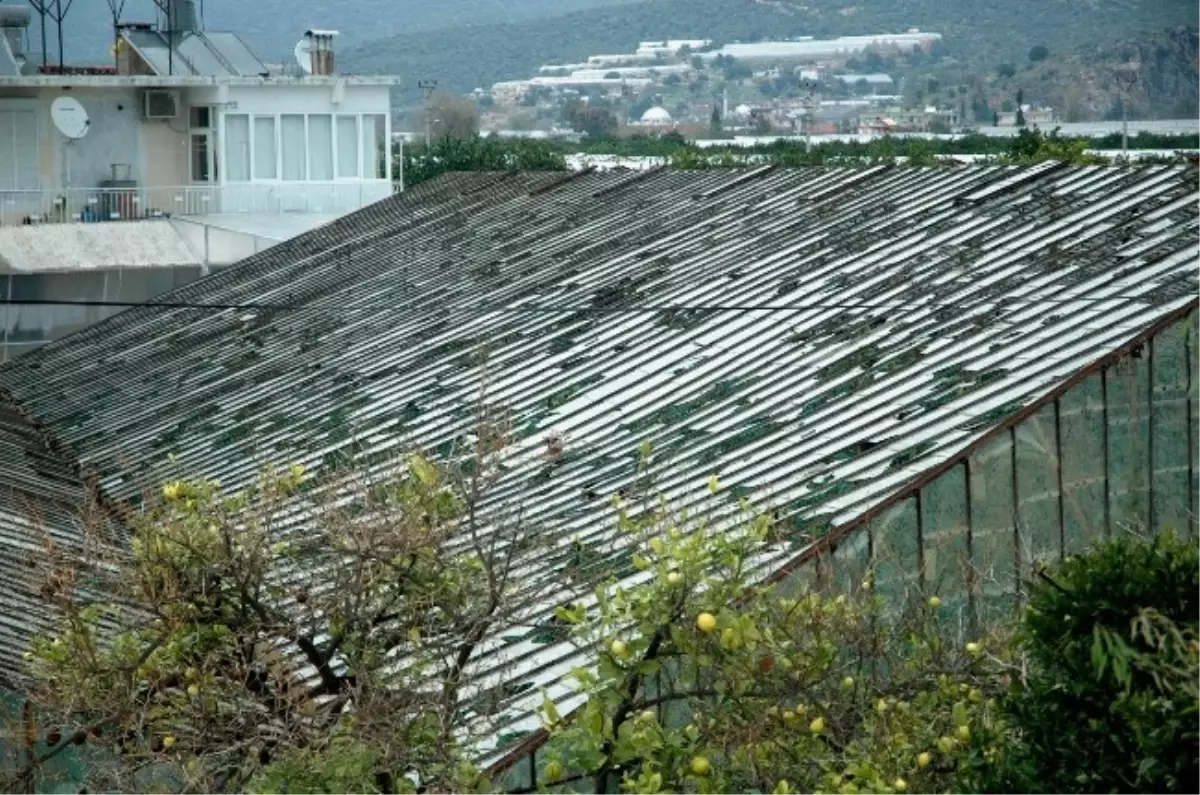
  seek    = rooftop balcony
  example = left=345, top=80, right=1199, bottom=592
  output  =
left=0, top=181, right=399, bottom=227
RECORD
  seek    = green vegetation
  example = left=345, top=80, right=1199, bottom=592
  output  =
left=399, top=129, right=1200, bottom=189
left=977, top=531, right=1199, bottom=794
left=540, top=461, right=1199, bottom=794
left=3, top=449, right=536, bottom=794
left=539, top=474, right=1012, bottom=794
left=4, top=433, right=1197, bottom=793
left=401, top=136, right=568, bottom=188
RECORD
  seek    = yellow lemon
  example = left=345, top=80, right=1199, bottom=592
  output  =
left=696, top=612, right=717, bottom=632
left=691, top=756, right=711, bottom=776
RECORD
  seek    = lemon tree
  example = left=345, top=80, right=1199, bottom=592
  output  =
left=9, top=445, right=538, bottom=794
left=538, top=469, right=1011, bottom=795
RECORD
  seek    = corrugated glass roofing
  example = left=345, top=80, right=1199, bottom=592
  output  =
left=0, top=164, right=1196, bottom=755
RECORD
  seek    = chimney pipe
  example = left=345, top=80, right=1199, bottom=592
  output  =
left=304, top=29, right=339, bottom=76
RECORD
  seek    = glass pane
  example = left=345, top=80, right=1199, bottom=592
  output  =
left=1151, top=325, right=1192, bottom=537
left=870, top=497, right=919, bottom=607
left=1015, top=404, right=1061, bottom=577
left=280, top=114, right=306, bottom=181
left=254, top=116, right=277, bottom=179
left=831, top=524, right=869, bottom=596
left=308, top=114, right=334, bottom=181
left=969, top=433, right=1016, bottom=623
left=1059, top=373, right=1107, bottom=554
left=495, top=754, right=532, bottom=792
left=189, top=134, right=210, bottom=182
left=362, top=114, right=386, bottom=178
left=224, top=114, right=250, bottom=182
left=1107, top=356, right=1151, bottom=536
left=921, top=464, right=970, bottom=634
left=336, top=115, right=359, bottom=178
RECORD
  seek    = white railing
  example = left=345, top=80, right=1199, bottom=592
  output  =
left=0, top=182, right=398, bottom=227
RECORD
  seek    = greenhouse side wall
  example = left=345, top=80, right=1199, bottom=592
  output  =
left=514, top=311, right=1198, bottom=794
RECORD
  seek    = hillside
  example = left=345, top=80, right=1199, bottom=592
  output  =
left=341, top=0, right=1199, bottom=107
left=37, top=0, right=645, bottom=62
left=1008, top=26, right=1200, bottom=121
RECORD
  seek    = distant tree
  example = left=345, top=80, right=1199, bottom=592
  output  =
left=422, top=89, right=480, bottom=140
left=507, top=109, right=536, bottom=131
left=709, top=105, right=722, bottom=134
left=854, top=77, right=871, bottom=96
left=690, top=54, right=704, bottom=71
left=664, top=73, right=683, bottom=87
left=927, top=76, right=939, bottom=94
left=562, top=100, right=618, bottom=138
left=844, top=56, right=863, bottom=71
left=993, top=110, right=1000, bottom=126
left=863, top=49, right=885, bottom=72
left=997, top=62, right=1017, bottom=79
left=1016, top=88, right=1027, bottom=127
left=1028, top=44, right=1050, bottom=62
left=604, top=71, right=621, bottom=79
left=721, top=56, right=753, bottom=81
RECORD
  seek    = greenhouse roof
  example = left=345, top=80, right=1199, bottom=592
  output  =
left=0, top=164, right=1197, bottom=759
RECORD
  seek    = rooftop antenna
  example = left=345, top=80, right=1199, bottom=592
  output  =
left=418, top=79, right=438, bottom=146
left=103, top=0, right=127, bottom=71
left=24, top=0, right=47, bottom=66
left=27, top=1, right=75, bottom=68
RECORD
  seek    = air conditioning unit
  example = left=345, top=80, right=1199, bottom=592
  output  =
left=142, top=90, right=180, bottom=119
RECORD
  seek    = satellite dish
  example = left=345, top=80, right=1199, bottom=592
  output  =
left=51, top=96, right=90, bottom=139
left=293, top=38, right=313, bottom=75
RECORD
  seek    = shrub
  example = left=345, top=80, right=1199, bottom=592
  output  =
left=976, top=531, right=1199, bottom=794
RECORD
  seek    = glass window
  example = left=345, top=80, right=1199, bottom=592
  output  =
left=361, top=114, right=387, bottom=179
left=253, top=116, right=277, bottom=179
left=308, top=114, right=334, bottom=181
left=190, top=133, right=211, bottom=182
left=280, top=114, right=306, bottom=181
left=336, top=115, right=359, bottom=178
left=189, top=105, right=211, bottom=129
left=224, top=114, right=250, bottom=182
left=0, top=109, right=39, bottom=190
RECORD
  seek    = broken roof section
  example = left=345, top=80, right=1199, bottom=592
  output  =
left=0, top=164, right=1196, bottom=750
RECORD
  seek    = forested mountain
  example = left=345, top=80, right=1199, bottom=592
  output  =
left=339, top=0, right=1198, bottom=108
left=29, top=0, right=644, bottom=62
left=987, top=26, right=1199, bottom=122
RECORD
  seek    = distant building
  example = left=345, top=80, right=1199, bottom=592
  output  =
left=0, top=0, right=398, bottom=359
left=997, top=105, right=1057, bottom=127
left=700, top=32, right=941, bottom=65
left=638, top=106, right=674, bottom=127
left=835, top=73, right=895, bottom=94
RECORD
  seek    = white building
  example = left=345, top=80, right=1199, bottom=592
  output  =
left=0, top=0, right=398, bottom=360
left=701, top=32, right=941, bottom=64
